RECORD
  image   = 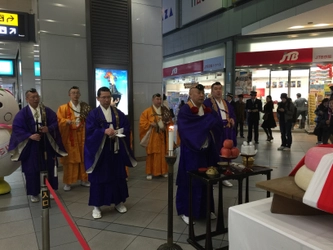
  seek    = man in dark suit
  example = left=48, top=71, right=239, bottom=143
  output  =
left=226, top=93, right=236, bottom=111
left=235, top=94, right=246, bottom=138
left=246, top=91, right=262, bottom=144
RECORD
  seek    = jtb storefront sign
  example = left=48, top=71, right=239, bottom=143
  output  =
left=236, top=48, right=313, bottom=66
left=236, top=48, right=333, bottom=66
left=163, top=56, right=224, bottom=77
left=163, top=61, right=203, bottom=77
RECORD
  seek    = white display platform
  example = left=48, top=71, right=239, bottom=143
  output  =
left=229, top=198, right=333, bottom=250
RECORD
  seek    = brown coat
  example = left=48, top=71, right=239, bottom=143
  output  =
left=235, top=100, right=246, bottom=122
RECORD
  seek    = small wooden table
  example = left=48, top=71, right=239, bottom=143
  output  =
left=187, top=165, right=272, bottom=250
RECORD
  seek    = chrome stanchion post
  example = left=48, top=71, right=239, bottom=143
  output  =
left=40, top=171, right=50, bottom=250
left=158, top=150, right=182, bottom=250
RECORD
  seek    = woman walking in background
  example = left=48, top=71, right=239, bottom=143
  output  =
left=320, top=99, right=333, bottom=144
left=261, top=95, right=276, bottom=141
left=314, top=98, right=329, bottom=144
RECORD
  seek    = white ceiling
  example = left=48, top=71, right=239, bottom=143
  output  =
left=0, top=41, right=19, bottom=59
left=1, top=2, right=333, bottom=60
left=242, top=3, right=333, bottom=35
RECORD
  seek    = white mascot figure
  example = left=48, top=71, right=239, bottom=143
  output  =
left=0, top=88, right=20, bottom=194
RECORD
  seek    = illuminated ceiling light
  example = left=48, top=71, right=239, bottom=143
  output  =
left=313, top=23, right=329, bottom=27
left=309, top=33, right=319, bottom=36
left=34, top=44, right=39, bottom=46
left=53, top=3, right=65, bottom=7
left=72, top=33, right=80, bottom=36
left=289, top=35, right=298, bottom=38
left=44, top=19, right=57, bottom=23
left=288, top=25, right=305, bottom=29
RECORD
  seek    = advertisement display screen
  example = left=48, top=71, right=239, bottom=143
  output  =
left=34, top=61, right=40, bottom=76
left=0, top=59, right=14, bottom=76
left=95, top=68, right=128, bottom=115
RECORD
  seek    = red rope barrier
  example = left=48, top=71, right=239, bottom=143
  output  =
left=45, top=179, right=91, bottom=250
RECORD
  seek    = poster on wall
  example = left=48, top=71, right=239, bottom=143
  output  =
left=235, top=71, right=252, bottom=96
left=95, top=68, right=128, bottom=115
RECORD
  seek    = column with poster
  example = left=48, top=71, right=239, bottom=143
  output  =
left=235, top=71, right=252, bottom=97
left=95, top=68, right=128, bottom=115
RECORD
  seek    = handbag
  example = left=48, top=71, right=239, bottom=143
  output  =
left=140, top=127, right=152, bottom=147
left=263, top=113, right=268, bottom=121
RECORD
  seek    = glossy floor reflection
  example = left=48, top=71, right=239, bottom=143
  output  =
left=0, top=131, right=317, bottom=249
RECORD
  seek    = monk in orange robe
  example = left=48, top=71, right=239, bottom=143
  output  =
left=139, top=93, right=173, bottom=180
left=57, top=86, right=91, bottom=191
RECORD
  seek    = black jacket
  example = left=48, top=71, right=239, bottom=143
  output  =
left=245, top=98, right=262, bottom=121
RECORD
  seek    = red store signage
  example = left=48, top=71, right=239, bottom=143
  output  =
left=236, top=48, right=313, bottom=66
left=163, top=61, right=203, bottom=77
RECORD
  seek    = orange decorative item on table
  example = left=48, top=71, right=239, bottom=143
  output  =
left=220, top=148, right=232, bottom=158
left=231, top=147, right=240, bottom=158
left=223, top=139, right=233, bottom=149
left=198, top=167, right=208, bottom=173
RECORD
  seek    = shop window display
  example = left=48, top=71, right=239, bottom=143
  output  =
left=237, top=68, right=311, bottom=128
left=308, top=66, right=333, bottom=130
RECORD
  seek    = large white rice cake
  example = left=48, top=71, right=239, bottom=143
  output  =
left=294, top=165, right=314, bottom=191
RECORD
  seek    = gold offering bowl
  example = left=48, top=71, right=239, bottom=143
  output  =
left=206, top=166, right=219, bottom=176
left=242, top=157, right=255, bottom=168
left=217, top=162, right=228, bottom=169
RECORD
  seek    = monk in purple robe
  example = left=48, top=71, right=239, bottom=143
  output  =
left=84, top=87, right=136, bottom=219
left=9, top=88, right=67, bottom=203
left=204, top=82, right=236, bottom=187
left=176, top=84, right=220, bottom=224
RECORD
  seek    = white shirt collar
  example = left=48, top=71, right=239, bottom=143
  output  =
left=153, top=105, right=161, bottom=114
left=70, top=100, right=80, bottom=110
left=28, top=104, right=41, bottom=122
left=214, top=98, right=227, bottom=120
left=190, top=99, right=204, bottom=116
left=100, top=105, right=112, bottom=122
left=70, top=101, right=80, bottom=118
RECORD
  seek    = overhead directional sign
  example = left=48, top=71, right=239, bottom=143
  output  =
left=0, top=11, right=34, bottom=42
left=0, top=26, right=6, bottom=34
left=9, top=27, right=16, bottom=35
left=0, top=12, right=18, bottom=27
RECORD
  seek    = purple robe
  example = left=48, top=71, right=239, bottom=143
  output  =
left=176, top=104, right=219, bottom=218
left=204, top=98, right=237, bottom=148
left=84, top=106, right=134, bottom=207
left=8, top=105, right=67, bottom=196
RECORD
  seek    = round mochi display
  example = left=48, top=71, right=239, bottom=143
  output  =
left=294, top=165, right=314, bottom=191
left=304, top=147, right=333, bottom=172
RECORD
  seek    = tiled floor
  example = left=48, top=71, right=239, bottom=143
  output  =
left=0, top=130, right=317, bottom=250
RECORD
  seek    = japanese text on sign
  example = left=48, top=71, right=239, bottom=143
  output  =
left=0, top=12, right=18, bottom=27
